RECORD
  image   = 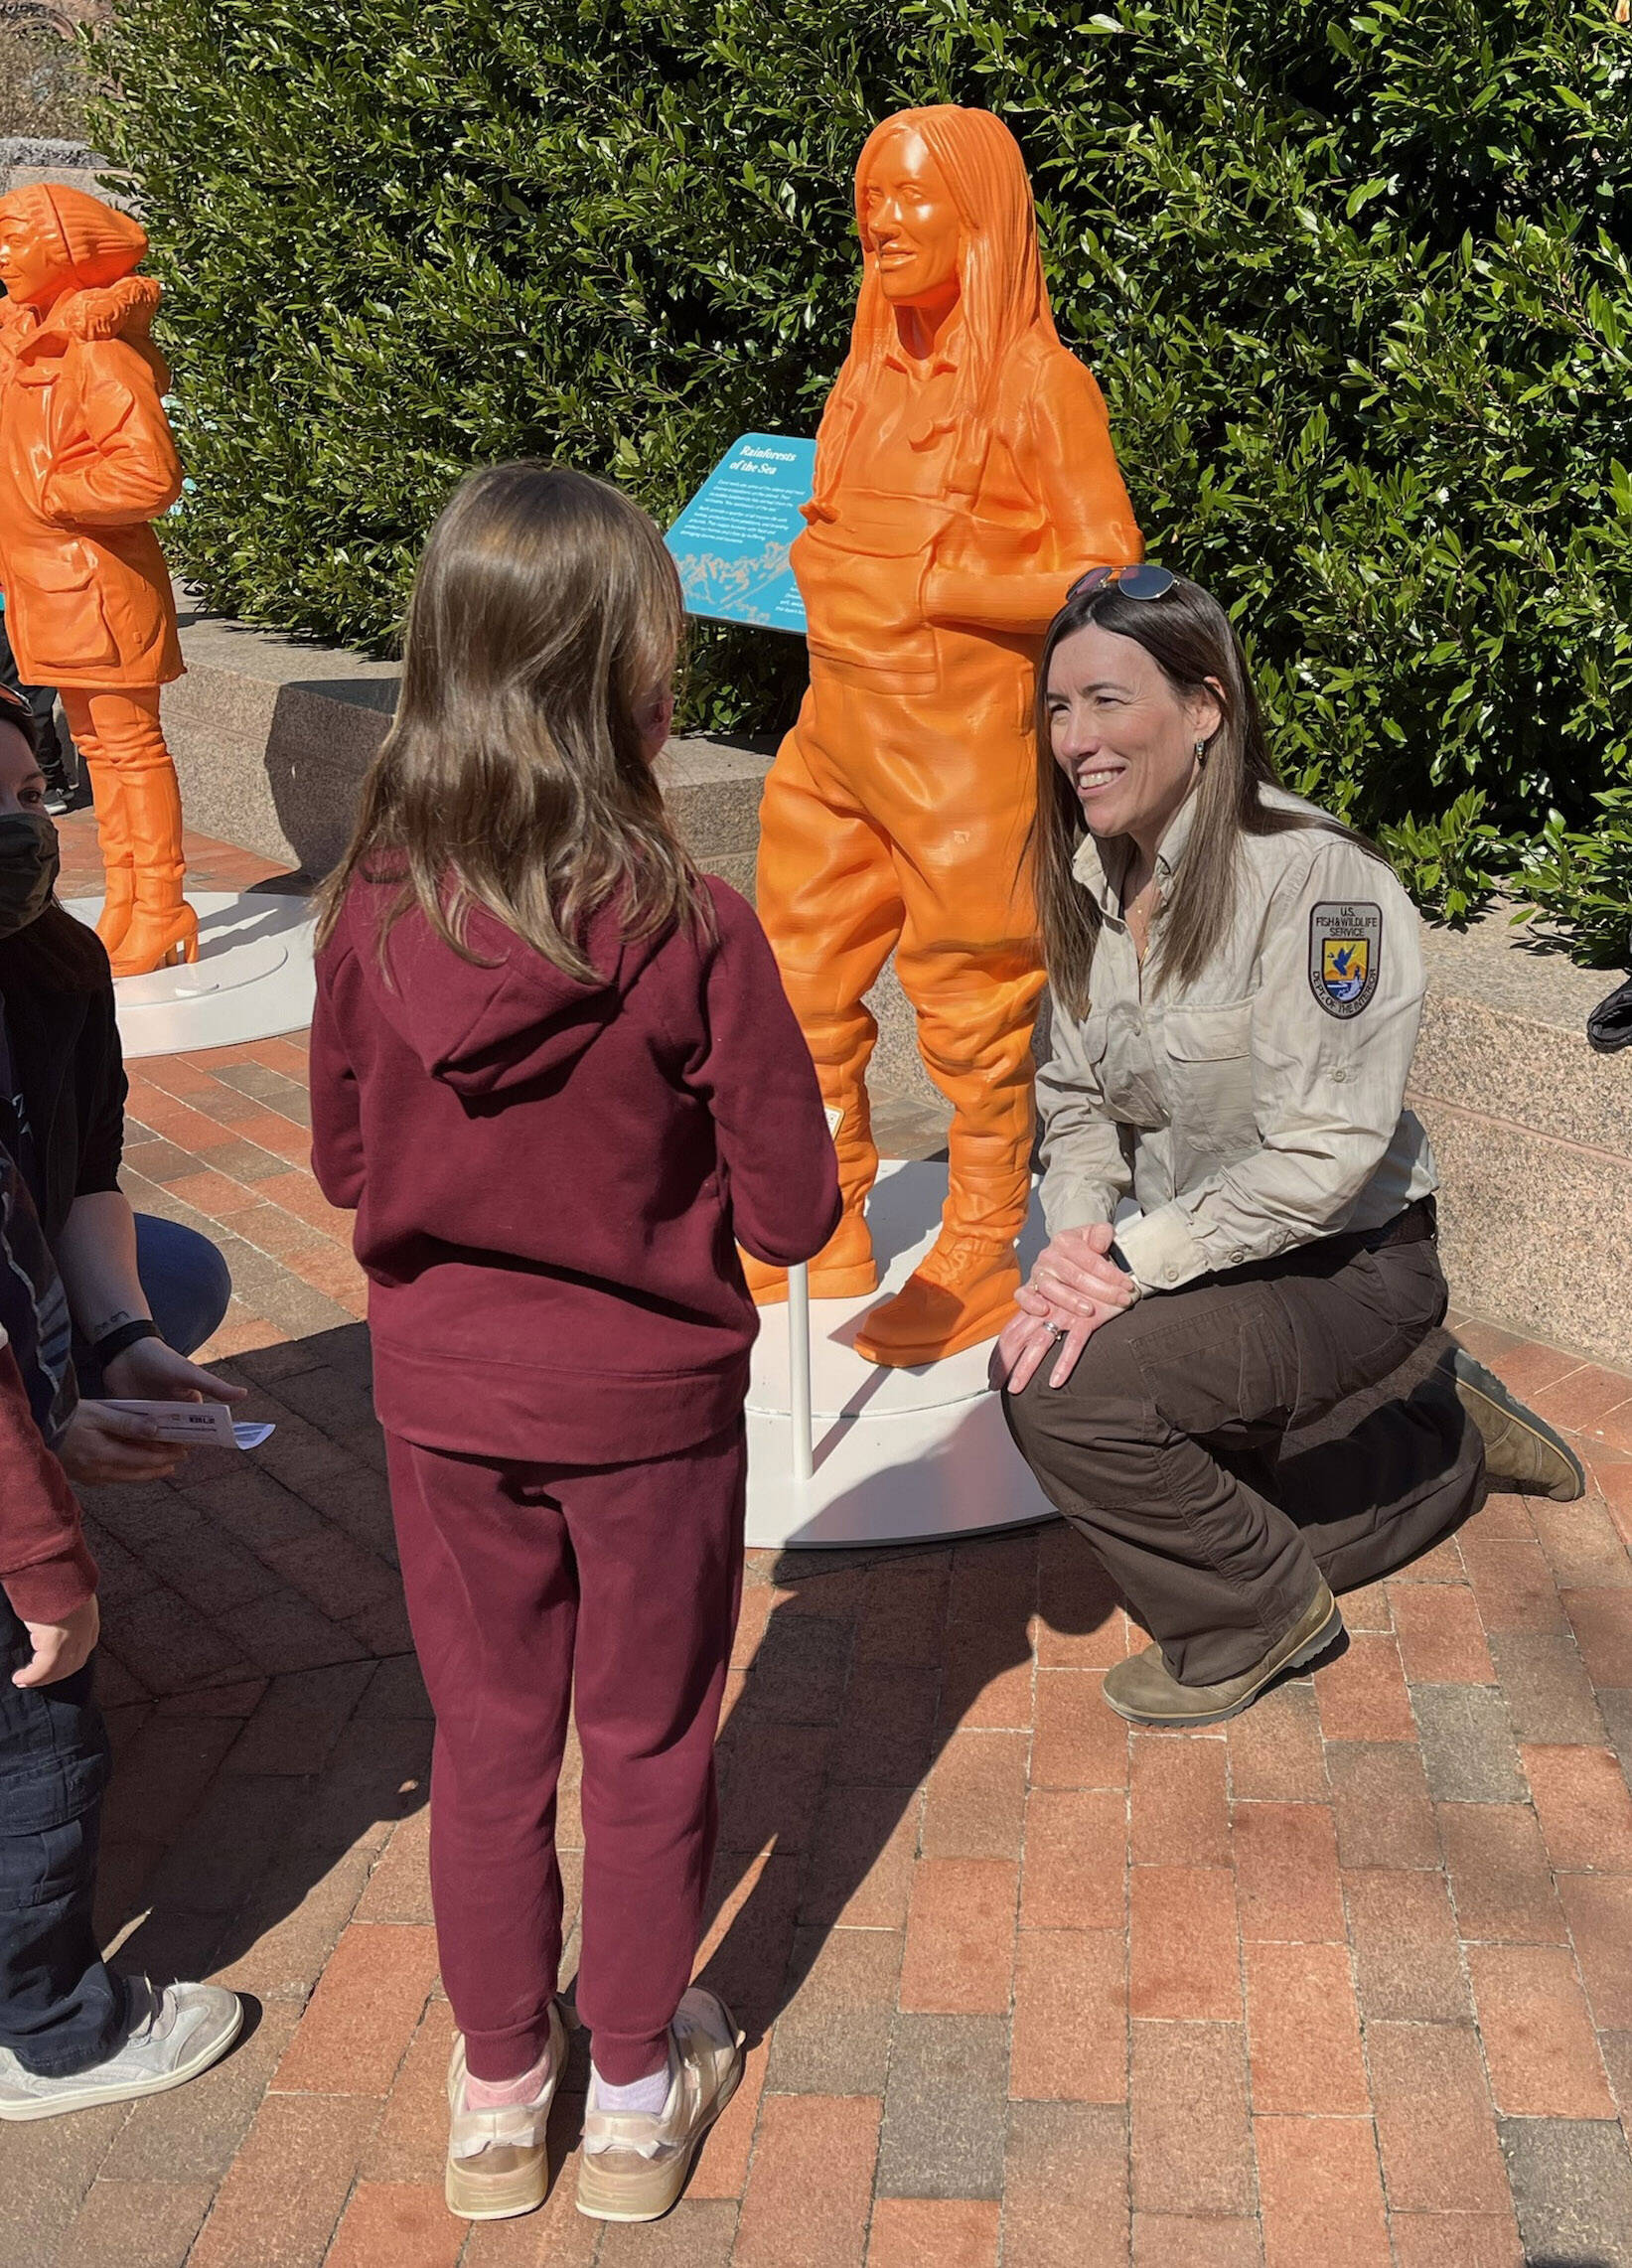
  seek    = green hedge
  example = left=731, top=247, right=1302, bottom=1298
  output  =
left=87, top=0, right=1632, bottom=960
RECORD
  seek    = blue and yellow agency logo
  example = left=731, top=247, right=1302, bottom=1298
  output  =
left=1308, top=902, right=1382, bottom=1019
left=1322, top=936, right=1369, bottom=1001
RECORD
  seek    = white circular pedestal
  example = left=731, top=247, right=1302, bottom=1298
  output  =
left=67, top=892, right=317, bottom=1060
left=746, top=1157, right=1058, bottom=1550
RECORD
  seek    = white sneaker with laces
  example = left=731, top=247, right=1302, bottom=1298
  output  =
left=576, top=1987, right=744, bottom=2223
left=0, top=1975, right=241, bottom=2122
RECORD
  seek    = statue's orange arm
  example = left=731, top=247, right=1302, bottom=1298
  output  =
left=42, top=337, right=184, bottom=528
left=926, top=355, right=1144, bottom=637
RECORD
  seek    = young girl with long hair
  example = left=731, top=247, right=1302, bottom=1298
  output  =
left=309, top=463, right=839, bottom=2226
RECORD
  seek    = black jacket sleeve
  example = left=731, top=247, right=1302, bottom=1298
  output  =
left=74, top=983, right=126, bottom=1200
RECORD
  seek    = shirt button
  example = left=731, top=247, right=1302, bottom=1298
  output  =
left=1231, top=1249, right=1248, bottom=1264
left=1332, top=1068, right=1349, bottom=1084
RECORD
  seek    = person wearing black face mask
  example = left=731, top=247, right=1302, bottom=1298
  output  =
left=0, top=799, right=60, bottom=935
left=0, top=685, right=246, bottom=1485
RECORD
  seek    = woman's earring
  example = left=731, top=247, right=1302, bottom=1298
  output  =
left=1194, top=737, right=1208, bottom=768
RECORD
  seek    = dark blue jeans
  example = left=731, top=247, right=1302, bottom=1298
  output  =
left=0, top=1216, right=229, bottom=2073
left=0, top=1597, right=123, bottom=2075
left=135, top=1214, right=233, bottom=1361
left=73, top=1214, right=233, bottom=1394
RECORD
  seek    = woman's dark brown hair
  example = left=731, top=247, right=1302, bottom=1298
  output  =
left=317, top=460, right=709, bottom=979
left=1031, top=573, right=1382, bottom=1016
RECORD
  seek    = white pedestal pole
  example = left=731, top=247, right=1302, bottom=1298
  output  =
left=787, top=1261, right=815, bottom=1482
left=745, top=1158, right=1058, bottom=1550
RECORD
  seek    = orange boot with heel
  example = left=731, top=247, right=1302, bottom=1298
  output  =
left=106, top=760, right=198, bottom=977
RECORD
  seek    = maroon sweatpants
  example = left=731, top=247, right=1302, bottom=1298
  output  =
left=383, top=1420, right=746, bottom=2083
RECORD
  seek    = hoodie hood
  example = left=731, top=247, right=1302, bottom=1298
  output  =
left=347, top=880, right=663, bottom=1100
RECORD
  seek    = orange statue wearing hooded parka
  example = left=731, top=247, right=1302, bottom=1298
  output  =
left=751, top=107, right=1143, bottom=1365
left=0, top=184, right=193, bottom=977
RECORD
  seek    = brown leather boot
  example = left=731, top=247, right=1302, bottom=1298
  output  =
left=106, top=762, right=198, bottom=978
left=1451, top=1349, right=1585, bottom=1500
left=1102, top=1584, right=1344, bottom=1728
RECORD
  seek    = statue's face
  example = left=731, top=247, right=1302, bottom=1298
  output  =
left=861, top=127, right=963, bottom=310
left=0, top=213, right=58, bottom=305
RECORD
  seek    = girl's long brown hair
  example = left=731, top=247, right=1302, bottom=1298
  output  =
left=1032, top=574, right=1384, bottom=1017
left=317, top=461, right=709, bottom=981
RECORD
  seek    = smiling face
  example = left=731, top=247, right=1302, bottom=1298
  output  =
left=859, top=126, right=964, bottom=313
left=0, top=209, right=61, bottom=307
left=1046, top=621, right=1223, bottom=853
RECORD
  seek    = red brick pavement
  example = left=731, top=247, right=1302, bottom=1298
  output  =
left=5, top=817, right=1632, bottom=2265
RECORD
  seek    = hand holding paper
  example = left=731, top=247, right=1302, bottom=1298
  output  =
left=102, top=1401, right=275, bottom=1450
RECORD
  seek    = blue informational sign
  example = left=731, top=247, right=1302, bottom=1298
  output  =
left=666, top=433, right=816, bottom=635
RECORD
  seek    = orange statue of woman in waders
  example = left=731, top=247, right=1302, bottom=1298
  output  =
left=0, top=185, right=194, bottom=977
left=749, top=106, right=1143, bottom=1365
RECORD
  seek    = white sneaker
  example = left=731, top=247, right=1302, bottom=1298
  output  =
left=576, top=1988, right=744, bottom=2223
left=0, top=1976, right=242, bottom=2122
left=444, top=2001, right=567, bottom=2222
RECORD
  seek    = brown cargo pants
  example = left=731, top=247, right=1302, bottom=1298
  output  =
left=1002, top=1206, right=1487, bottom=1686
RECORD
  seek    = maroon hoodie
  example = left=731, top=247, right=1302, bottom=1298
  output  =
left=309, top=873, right=840, bottom=1463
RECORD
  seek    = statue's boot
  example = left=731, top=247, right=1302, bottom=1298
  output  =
left=851, top=1169, right=1027, bottom=1367
left=742, top=1026, right=878, bottom=1305
left=853, top=984, right=1037, bottom=1368
left=82, top=756, right=135, bottom=956
left=107, top=758, right=198, bottom=978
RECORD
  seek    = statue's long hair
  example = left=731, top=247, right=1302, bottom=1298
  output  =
left=810, top=106, right=1057, bottom=512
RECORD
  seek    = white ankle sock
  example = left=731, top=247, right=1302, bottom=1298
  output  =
left=591, top=2054, right=670, bottom=2116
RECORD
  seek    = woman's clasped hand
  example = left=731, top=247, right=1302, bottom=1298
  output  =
left=990, top=1219, right=1136, bottom=1394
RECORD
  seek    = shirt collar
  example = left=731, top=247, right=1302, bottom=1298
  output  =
left=1068, top=786, right=1203, bottom=910
left=882, top=315, right=963, bottom=379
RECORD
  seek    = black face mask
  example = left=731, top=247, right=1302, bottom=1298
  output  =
left=0, top=811, right=61, bottom=942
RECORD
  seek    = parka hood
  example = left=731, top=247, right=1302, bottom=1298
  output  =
left=0, top=185, right=149, bottom=294
left=344, top=879, right=665, bottom=1101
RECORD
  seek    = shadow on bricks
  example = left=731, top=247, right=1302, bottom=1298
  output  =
left=76, top=1319, right=433, bottom=2002
left=676, top=1520, right=1124, bottom=2049
left=669, top=1326, right=1490, bottom=2057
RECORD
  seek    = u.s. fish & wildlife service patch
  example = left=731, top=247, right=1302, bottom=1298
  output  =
left=1308, top=902, right=1382, bottom=1018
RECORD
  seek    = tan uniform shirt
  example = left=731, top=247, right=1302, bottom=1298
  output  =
left=1038, top=785, right=1438, bottom=1293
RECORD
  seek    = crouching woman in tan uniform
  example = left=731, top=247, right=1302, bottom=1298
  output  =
left=997, top=567, right=1583, bottom=1728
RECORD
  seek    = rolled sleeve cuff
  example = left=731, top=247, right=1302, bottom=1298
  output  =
left=3, top=1538, right=98, bottom=1626
left=1111, top=1206, right=1214, bottom=1294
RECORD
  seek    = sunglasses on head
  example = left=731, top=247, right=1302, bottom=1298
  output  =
left=1067, top=562, right=1177, bottom=604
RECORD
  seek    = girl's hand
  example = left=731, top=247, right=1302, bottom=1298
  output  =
left=14, top=1597, right=99, bottom=1688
